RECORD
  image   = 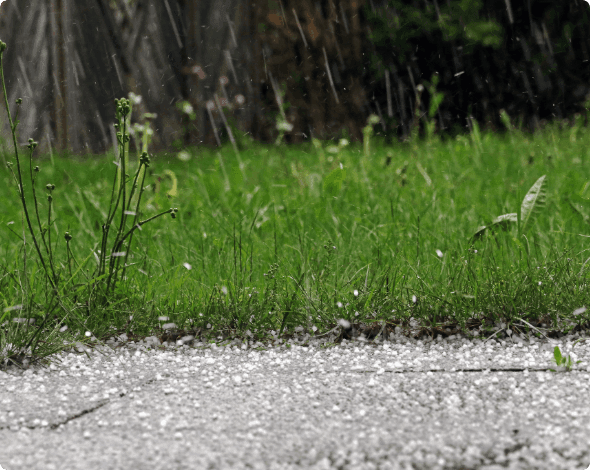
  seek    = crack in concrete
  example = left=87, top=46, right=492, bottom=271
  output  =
left=350, top=367, right=584, bottom=372
left=0, top=377, right=159, bottom=432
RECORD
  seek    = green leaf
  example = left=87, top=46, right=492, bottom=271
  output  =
left=162, top=169, right=178, bottom=198
left=323, top=167, right=346, bottom=198
left=428, top=93, right=444, bottom=118
left=492, top=213, right=518, bottom=226
left=520, top=175, right=546, bottom=233
left=553, top=346, right=562, bottom=364
left=470, top=175, right=547, bottom=241
left=470, top=213, right=517, bottom=241
left=471, top=225, right=488, bottom=241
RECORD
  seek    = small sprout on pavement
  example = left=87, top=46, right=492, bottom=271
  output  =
left=549, top=346, right=582, bottom=372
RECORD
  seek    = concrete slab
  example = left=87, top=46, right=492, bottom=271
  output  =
left=1, top=332, right=590, bottom=469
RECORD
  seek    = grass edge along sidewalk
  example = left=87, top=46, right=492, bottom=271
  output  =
left=1, top=36, right=590, bottom=370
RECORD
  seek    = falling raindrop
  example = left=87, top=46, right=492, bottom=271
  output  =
left=111, top=53, right=123, bottom=89
left=16, top=57, right=33, bottom=98
left=225, top=50, right=239, bottom=84
left=215, top=93, right=237, bottom=149
left=205, top=100, right=221, bottom=147
left=226, top=14, right=238, bottom=48
left=385, top=70, right=393, bottom=118
left=292, top=8, right=308, bottom=48
left=323, top=48, right=339, bottom=104
left=339, top=3, right=349, bottom=34
left=219, top=75, right=231, bottom=107
left=163, top=0, right=182, bottom=49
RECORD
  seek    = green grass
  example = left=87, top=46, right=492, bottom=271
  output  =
left=2, top=39, right=590, bottom=369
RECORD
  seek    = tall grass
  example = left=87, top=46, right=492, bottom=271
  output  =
left=0, top=40, right=177, bottom=367
left=2, top=38, right=590, bottom=368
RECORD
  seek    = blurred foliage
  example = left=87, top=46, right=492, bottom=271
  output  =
left=366, top=0, right=503, bottom=65
left=361, top=0, right=590, bottom=141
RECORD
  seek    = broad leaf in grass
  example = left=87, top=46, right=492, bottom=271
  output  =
left=493, top=213, right=518, bottom=225
left=520, top=175, right=547, bottom=233
left=470, top=175, right=546, bottom=241
left=323, top=167, right=346, bottom=197
left=471, top=213, right=517, bottom=240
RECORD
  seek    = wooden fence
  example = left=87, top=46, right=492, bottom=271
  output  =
left=0, top=0, right=266, bottom=157
left=1, top=0, right=589, bottom=159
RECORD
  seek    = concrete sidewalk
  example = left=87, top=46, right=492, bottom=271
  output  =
left=1, top=330, right=590, bottom=470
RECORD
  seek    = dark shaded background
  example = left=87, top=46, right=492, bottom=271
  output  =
left=0, top=0, right=588, bottom=158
